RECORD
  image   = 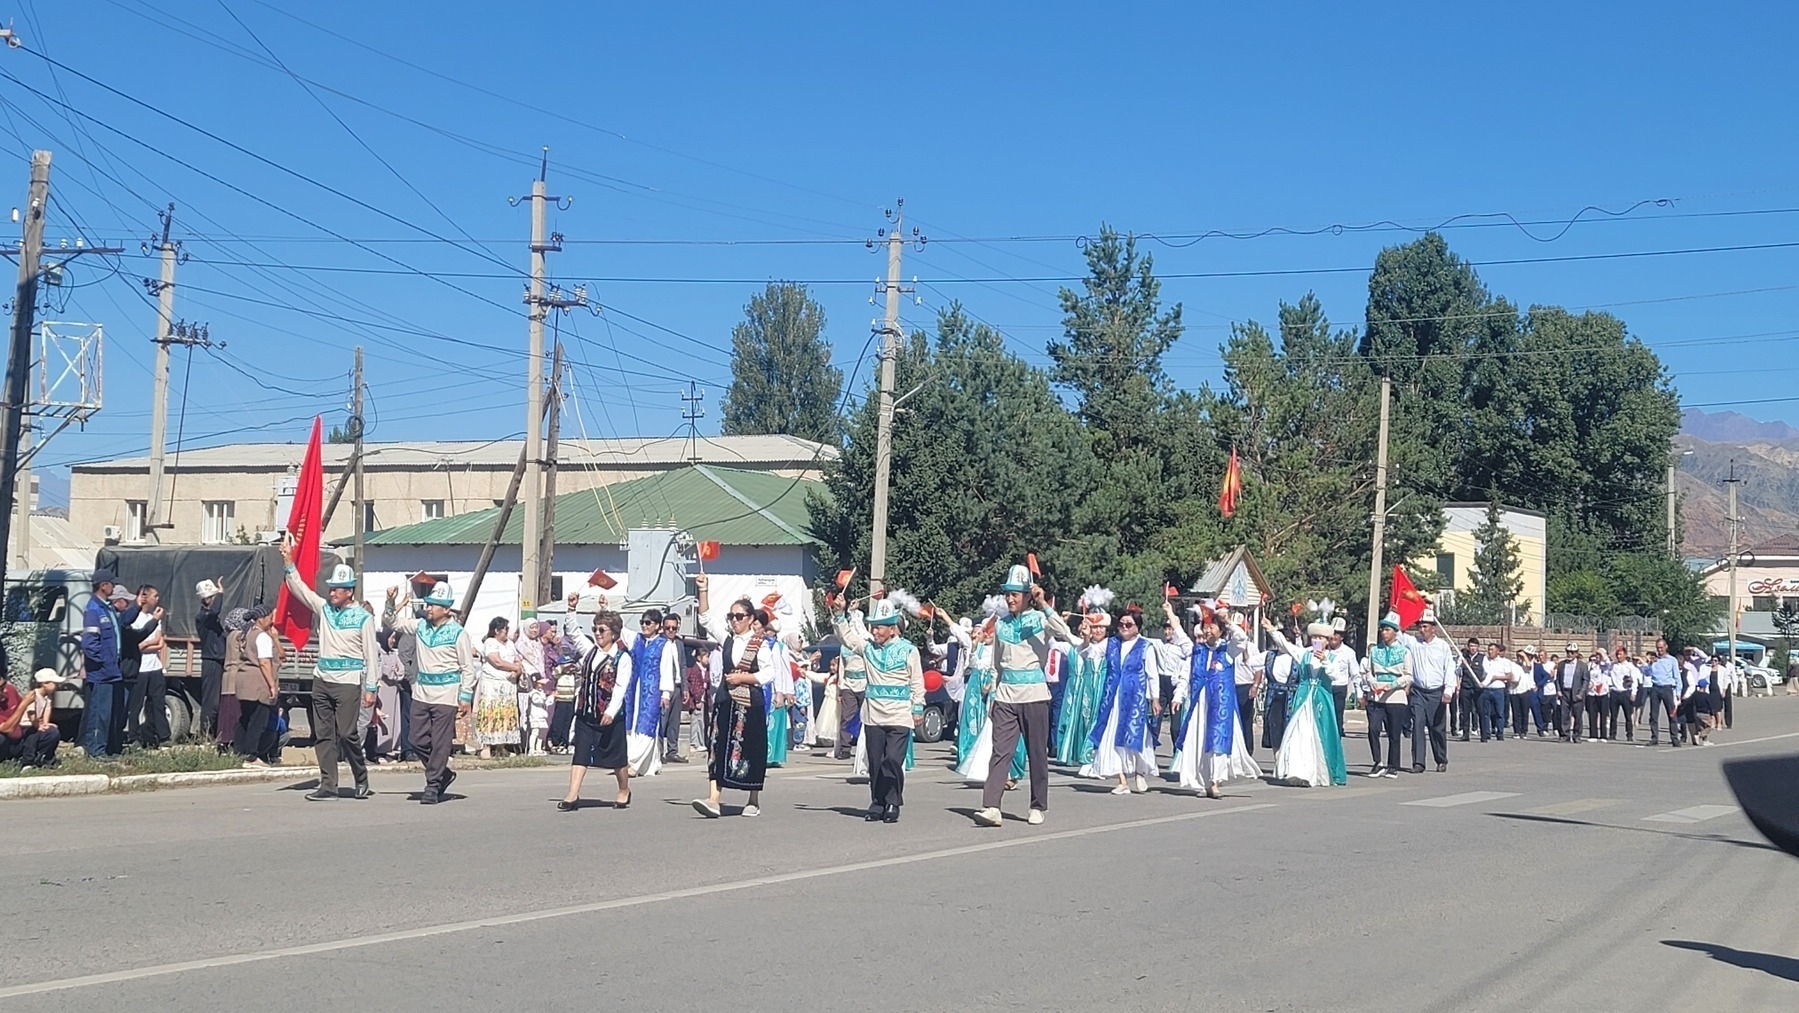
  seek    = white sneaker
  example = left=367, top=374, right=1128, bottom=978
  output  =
left=1132, top=775, right=1148, bottom=793
left=1110, top=784, right=1132, bottom=795
left=1027, top=808, right=1045, bottom=826
left=973, top=806, right=1003, bottom=827
left=742, top=804, right=761, bottom=818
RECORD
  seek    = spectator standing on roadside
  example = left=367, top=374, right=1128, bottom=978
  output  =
left=1556, top=644, right=1589, bottom=743
left=1643, top=639, right=1682, bottom=747
left=1607, top=646, right=1638, bottom=743
left=228, top=606, right=282, bottom=767
left=686, top=645, right=712, bottom=754
left=1509, top=646, right=1535, bottom=738
left=1454, top=638, right=1483, bottom=741
left=127, top=586, right=170, bottom=748
left=196, top=579, right=227, bottom=739
left=78, top=572, right=136, bottom=758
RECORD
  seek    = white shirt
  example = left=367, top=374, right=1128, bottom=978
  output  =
left=1397, top=632, right=1456, bottom=695
left=1324, top=644, right=1357, bottom=688
left=1266, top=652, right=1295, bottom=687
left=254, top=630, right=275, bottom=661
left=133, top=612, right=165, bottom=674
left=1608, top=661, right=1639, bottom=693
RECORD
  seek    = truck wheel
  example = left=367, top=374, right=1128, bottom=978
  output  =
left=164, top=693, right=193, bottom=742
left=918, top=705, right=945, bottom=744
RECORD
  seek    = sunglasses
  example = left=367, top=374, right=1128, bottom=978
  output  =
left=728, top=612, right=751, bottom=621
left=1118, top=620, right=1137, bottom=628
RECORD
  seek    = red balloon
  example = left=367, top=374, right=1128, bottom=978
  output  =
left=923, top=669, right=944, bottom=693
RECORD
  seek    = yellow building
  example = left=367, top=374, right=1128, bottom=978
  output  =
left=1413, top=503, right=1548, bottom=625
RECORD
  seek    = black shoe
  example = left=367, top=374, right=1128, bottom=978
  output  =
left=664, top=753, right=688, bottom=764
left=352, top=784, right=372, bottom=800
left=557, top=799, right=578, bottom=811
left=438, top=768, right=457, bottom=795
left=419, top=790, right=441, bottom=805
left=304, top=788, right=337, bottom=802
left=1459, top=735, right=1470, bottom=742
left=865, top=806, right=884, bottom=822
left=1411, top=764, right=1426, bottom=773
left=1436, top=763, right=1448, bottom=772
left=614, top=793, right=631, bottom=810
left=882, top=805, right=900, bottom=824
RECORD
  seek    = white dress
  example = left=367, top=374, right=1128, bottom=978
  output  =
left=1078, top=637, right=1160, bottom=781
left=1165, top=629, right=1262, bottom=788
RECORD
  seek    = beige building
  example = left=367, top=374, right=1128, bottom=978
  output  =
left=68, top=435, right=836, bottom=549
left=1413, top=502, right=1549, bottom=625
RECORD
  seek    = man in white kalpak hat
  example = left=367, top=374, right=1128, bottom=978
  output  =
left=284, top=541, right=381, bottom=801
left=384, top=580, right=480, bottom=804
left=835, top=598, right=926, bottom=823
left=973, top=564, right=1074, bottom=828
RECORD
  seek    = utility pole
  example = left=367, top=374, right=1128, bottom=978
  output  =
left=536, top=341, right=563, bottom=603
left=11, top=422, right=30, bottom=569
left=681, top=380, right=705, bottom=464
left=0, top=150, right=50, bottom=586
left=866, top=199, right=923, bottom=596
left=511, top=152, right=582, bottom=616
left=144, top=205, right=181, bottom=538
left=1725, top=463, right=1743, bottom=668
left=1364, top=374, right=1392, bottom=651
left=352, top=346, right=365, bottom=599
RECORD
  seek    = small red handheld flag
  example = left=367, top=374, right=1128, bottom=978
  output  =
left=1218, top=446, right=1243, bottom=519
left=1163, top=583, right=1179, bottom=599
left=1391, top=566, right=1427, bottom=629
left=834, top=568, right=856, bottom=591
left=1026, top=552, right=1041, bottom=577
left=587, top=568, right=618, bottom=590
left=698, top=540, right=721, bottom=563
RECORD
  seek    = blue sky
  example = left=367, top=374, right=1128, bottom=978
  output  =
left=5, top=1, right=1797, bottom=505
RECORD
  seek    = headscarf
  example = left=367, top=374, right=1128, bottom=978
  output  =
left=224, top=606, right=254, bottom=633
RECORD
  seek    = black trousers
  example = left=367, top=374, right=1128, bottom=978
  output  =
left=0, top=727, right=61, bottom=766
left=549, top=699, right=575, bottom=748
left=311, top=680, right=369, bottom=791
left=1329, top=685, right=1348, bottom=737
left=1262, top=689, right=1290, bottom=751
left=865, top=723, right=911, bottom=809
left=1722, top=688, right=1734, bottom=728
left=1410, top=693, right=1448, bottom=767
left=200, top=658, right=225, bottom=737
left=1368, top=701, right=1406, bottom=770
left=1559, top=693, right=1584, bottom=741
left=659, top=688, right=685, bottom=758
left=982, top=700, right=1050, bottom=811
left=1235, top=684, right=1256, bottom=749
left=1585, top=696, right=1610, bottom=741
left=835, top=688, right=864, bottom=759
left=1454, top=689, right=1478, bottom=738
left=127, top=668, right=170, bottom=747
left=409, top=700, right=457, bottom=793
left=235, top=700, right=276, bottom=761
left=1609, top=690, right=1634, bottom=740
left=1510, top=694, right=1530, bottom=737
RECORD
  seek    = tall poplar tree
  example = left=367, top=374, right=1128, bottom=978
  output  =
left=720, top=282, right=844, bottom=445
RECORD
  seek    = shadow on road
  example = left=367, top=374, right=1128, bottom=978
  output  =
left=792, top=804, right=876, bottom=819
left=1662, top=940, right=1799, bottom=983
left=1487, top=812, right=1783, bottom=853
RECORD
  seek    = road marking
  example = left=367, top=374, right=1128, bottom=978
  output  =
left=0, top=802, right=1273, bottom=999
left=1290, top=787, right=1386, bottom=800
left=1402, top=791, right=1521, bottom=808
left=1699, top=731, right=1799, bottom=749
left=1527, top=798, right=1618, bottom=816
left=1643, top=804, right=1738, bottom=824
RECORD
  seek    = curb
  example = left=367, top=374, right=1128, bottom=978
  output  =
left=0, top=759, right=545, bottom=801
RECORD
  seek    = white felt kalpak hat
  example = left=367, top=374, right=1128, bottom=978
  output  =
left=867, top=599, right=901, bottom=627
left=1000, top=564, right=1032, bottom=593
left=422, top=580, right=457, bottom=608
left=325, top=563, right=357, bottom=589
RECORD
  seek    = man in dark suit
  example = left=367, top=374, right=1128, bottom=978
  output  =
left=1555, top=643, right=1589, bottom=743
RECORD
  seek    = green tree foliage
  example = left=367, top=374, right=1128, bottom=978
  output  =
left=1545, top=570, right=1622, bottom=622
left=720, top=282, right=844, bottom=445
left=1462, top=500, right=1528, bottom=624
left=808, top=305, right=1100, bottom=611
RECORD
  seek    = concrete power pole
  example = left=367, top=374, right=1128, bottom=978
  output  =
left=145, top=205, right=180, bottom=538
left=536, top=340, right=563, bottom=603
left=1364, top=374, right=1392, bottom=650
left=512, top=153, right=583, bottom=616
left=0, top=151, right=50, bottom=585
left=867, top=199, right=922, bottom=596
left=352, top=346, right=366, bottom=598
left=1725, top=463, right=1742, bottom=667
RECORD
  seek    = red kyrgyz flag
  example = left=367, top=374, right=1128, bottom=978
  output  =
left=697, top=540, right=721, bottom=563
left=1391, top=566, right=1428, bottom=630
left=1218, top=446, right=1243, bottom=518
left=587, top=568, right=618, bottom=590
left=275, top=417, right=324, bottom=651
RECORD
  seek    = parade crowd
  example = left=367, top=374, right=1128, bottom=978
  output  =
left=6, top=551, right=1759, bottom=831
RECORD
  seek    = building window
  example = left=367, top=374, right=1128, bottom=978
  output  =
left=363, top=501, right=379, bottom=533
left=125, top=500, right=147, bottom=541
left=202, top=501, right=235, bottom=544
left=421, top=499, right=445, bottom=521
left=1435, top=553, right=1456, bottom=587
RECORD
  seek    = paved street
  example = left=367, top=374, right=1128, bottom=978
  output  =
left=4, top=698, right=1797, bottom=1012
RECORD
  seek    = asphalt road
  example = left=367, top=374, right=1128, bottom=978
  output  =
left=3, top=696, right=1797, bottom=1012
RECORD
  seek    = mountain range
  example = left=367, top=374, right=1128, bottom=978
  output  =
left=1677, top=409, right=1799, bottom=556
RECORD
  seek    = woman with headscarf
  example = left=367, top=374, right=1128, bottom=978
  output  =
left=474, top=617, right=523, bottom=758
left=215, top=606, right=254, bottom=753
left=227, top=606, right=281, bottom=767
left=1262, top=614, right=1348, bottom=787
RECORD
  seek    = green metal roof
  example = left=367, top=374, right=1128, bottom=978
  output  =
left=357, top=465, right=824, bottom=547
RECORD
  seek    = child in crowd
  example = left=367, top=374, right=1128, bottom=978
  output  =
left=524, top=673, right=550, bottom=755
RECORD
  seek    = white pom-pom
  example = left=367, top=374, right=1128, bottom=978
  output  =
left=981, top=594, right=1011, bottom=619
left=887, top=588, right=923, bottom=616
left=1082, top=585, right=1115, bottom=610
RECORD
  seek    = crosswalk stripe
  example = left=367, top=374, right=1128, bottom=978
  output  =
left=1526, top=798, right=1618, bottom=816
left=1402, top=791, right=1521, bottom=808
left=1642, top=804, right=1738, bottom=824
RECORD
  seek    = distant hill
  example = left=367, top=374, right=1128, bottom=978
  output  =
left=1681, top=408, right=1799, bottom=446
